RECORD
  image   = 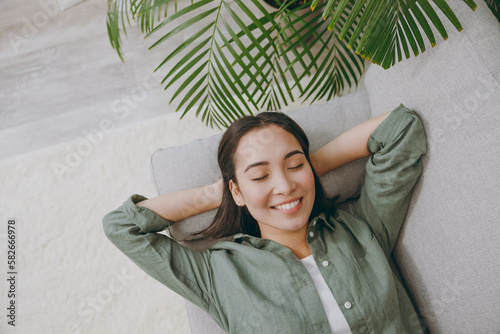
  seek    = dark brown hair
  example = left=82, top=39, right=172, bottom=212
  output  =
left=200, top=112, right=336, bottom=238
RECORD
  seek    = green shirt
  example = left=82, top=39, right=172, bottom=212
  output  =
left=103, top=104, right=427, bottom=333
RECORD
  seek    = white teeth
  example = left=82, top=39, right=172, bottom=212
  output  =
left=274, top=199, right=300, bottom=210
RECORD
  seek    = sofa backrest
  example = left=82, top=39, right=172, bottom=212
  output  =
left=364, top=0, right=500, bottom=332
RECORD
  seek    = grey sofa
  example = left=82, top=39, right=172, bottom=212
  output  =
left=150, top=0, right=500, bottom=332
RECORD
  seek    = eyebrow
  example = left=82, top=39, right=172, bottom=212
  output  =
left=244, top=150, right=304, bottom=173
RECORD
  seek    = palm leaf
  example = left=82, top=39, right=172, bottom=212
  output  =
left=106, top=0, right=480, bottom=128
left=322, top=0, right=479, bottom=69
left=485, top=0, right=500, bottom=22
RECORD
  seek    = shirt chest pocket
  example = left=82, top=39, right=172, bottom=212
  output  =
left=352, top=236, right=399, bottom=322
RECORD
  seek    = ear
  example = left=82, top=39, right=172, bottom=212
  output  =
left=229, top=179, right=245, bottom=206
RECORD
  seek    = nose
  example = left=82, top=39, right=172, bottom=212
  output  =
left=272, top=171, right=296, bottom=196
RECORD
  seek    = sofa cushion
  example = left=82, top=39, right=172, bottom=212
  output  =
left=364, top=0, right=500, bottom=332
left=151, top=88, right=372, bottom=247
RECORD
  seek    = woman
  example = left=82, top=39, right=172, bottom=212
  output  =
left=103, top=104, right=427, bottom=333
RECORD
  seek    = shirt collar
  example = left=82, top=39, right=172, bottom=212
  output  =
left=315, top=211, right=336, bottom=231
left=233, top=233, right=250, bottom=241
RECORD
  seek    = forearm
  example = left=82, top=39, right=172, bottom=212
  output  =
left=350, top=106, right=426, bottom=255
left=102, top=195, right=213, bottom=309
left=311, top=111, right=391, bottom=177
left=136, top=180, right=222, bottom=222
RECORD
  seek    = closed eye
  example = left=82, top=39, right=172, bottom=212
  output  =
left=252, top=164, right=303, bottom=181
left=252, top=175, right=268, bottom=181
left=289, top=163, right=303, bottom=170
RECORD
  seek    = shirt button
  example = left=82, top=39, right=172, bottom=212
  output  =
left=344, top=302, right=352, bottom=309
left=309, top=231, right=314, bottom=237
left=322, top=261, right=329, bottom=267
left=312, top=219, right=317, bottom=226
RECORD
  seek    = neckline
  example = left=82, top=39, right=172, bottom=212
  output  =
left=299, top=254, right=314, bottom=262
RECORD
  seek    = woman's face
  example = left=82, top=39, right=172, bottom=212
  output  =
left=229, top=125, right=316, bottom=237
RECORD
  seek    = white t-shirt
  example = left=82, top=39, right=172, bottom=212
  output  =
left=300, top=255, right=352, bottom=334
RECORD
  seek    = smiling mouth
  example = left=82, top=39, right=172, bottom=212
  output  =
left=271, top=198, right=302, bottom=211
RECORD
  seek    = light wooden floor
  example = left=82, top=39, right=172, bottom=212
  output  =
left=0, top=0, right=184, bottom=161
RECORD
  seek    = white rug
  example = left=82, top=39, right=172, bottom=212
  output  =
left=0, top=111, right=222, bottom=333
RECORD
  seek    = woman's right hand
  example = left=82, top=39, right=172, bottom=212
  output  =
left=214, top=178, right=224, bottom=207
left=136, top=178, right=224, bottom=222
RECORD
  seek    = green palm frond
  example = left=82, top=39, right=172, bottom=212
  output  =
left=322, top=0, right=478, bottom=68
left=485, top=0, right=500, bottom=22
left=107, top=0, right=479, bottom=128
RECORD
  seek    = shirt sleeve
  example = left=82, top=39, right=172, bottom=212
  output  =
left=350, top=104, right=427, bottom=257
left=102, top=194, right=214, bottom=310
